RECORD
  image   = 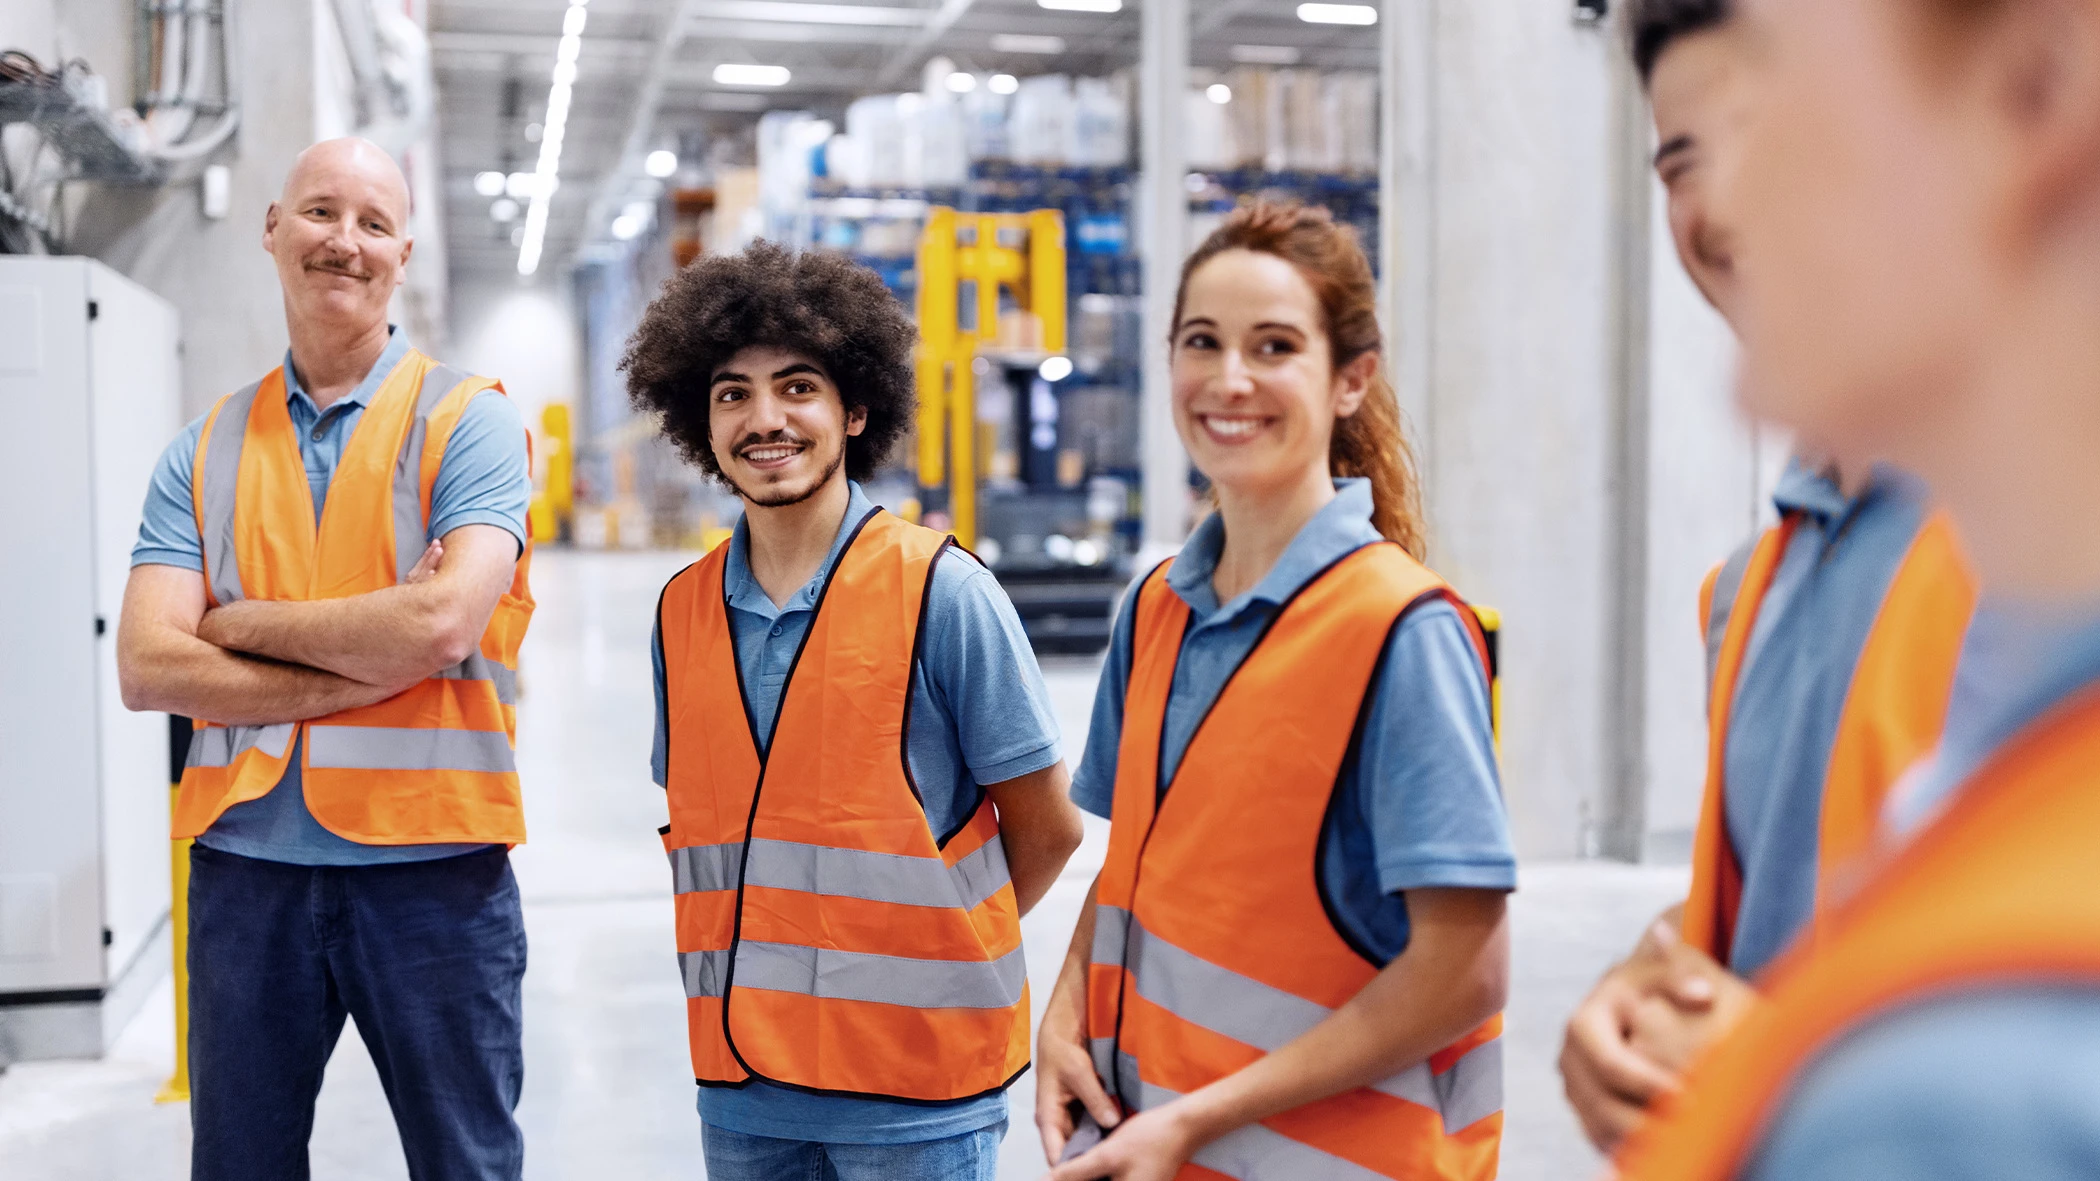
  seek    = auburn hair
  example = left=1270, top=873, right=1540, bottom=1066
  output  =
left=1171, top=200, right=1428, bottom=558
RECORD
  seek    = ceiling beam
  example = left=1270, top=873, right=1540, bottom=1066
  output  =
left=871, top=0, right=978, bottom=88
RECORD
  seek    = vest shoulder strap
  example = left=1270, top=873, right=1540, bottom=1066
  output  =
left=1704, top=531, right=1763, bottom=708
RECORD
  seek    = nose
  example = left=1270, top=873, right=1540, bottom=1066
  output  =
left=1218, top=348, right=1256, bottom=397
left=744, top=389, right=790, bottom=434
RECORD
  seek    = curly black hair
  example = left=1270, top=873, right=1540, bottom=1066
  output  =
left=622, top=240, right=917, bottom=484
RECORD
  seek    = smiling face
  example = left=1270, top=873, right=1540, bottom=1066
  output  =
left=1651, top=25, right=1752, bottom=323
left=707, top=345, right=867, bottom=508
left=1171, top=249, right=1376, bottom=502
left=263, top=138, right=413, bottom=334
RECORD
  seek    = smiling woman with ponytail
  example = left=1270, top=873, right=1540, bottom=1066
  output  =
left=1034, top=201, right=1516, bottom=1181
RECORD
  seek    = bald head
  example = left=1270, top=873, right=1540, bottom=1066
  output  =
left=282, top=137, right=411, bottom=220
left=264, top=136, right=416, bottom=338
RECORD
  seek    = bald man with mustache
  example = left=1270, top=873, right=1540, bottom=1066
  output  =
left=118, top=137, right=534, bottom=1180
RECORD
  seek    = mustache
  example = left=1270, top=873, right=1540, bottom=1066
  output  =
left=305, top=259, right=370, bottom=279
left=733, top=430, right=809, bottom=456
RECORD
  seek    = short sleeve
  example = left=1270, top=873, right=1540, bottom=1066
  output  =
left=1743, top=990, right=2100, bottom=1181
left=131, top=411, right=211, bottom=571
left=918, top=550, right=1063, bottom=785
left=1356, top=600, right=1516, bottom=893
left=651, top=616, right=668, bottom=788
left=1070, top=576, right=1141, bottom=820
left=428, top=389, right=531, bottom=552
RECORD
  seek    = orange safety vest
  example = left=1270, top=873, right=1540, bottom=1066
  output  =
left=176, top=349, right=535, bottom=844
left=1681, top=511, right=1974, bottom=964
left=1089, top=545, right=1505, bottom=1181
left=1617, top=683, right=2100, bottom=1181
left=658, top=507, right=1030, bottom=1102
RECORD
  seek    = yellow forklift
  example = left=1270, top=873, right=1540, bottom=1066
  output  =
left=913, top=208, right=1126, bottom=653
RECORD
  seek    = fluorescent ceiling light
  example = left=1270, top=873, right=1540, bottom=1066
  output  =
left=645, top=149, right=678, bottom=178
left=991, top=33, right=1065, bottom=54
left=713, top=62, right=791, bottom=86
left=1230, top=44, right=1302, bottom=65
left=1297, top=3, right=1377, bottom=24
left=945, top=71, right=977, bottom=93
left=988, top=73, right=1019, bottom=95
left=518, top=8, right=585, bottom=276
left=474, top=170, right=505, bottom=196
left=1205, top=83, right=1231, bottom=104
left=1038, top=0, right=1120, bottom=11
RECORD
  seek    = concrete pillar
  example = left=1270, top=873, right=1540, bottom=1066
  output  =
left=1139, top=0, right=1190, bottom=552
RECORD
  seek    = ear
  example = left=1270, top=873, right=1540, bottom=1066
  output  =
left=1332, top=350, right=1378, bottom=420
left=1990, top=0, right=2100, bottom=242
left=845, top=403, right=868, bottom=438
left=397, top=235, right=415, bottom=286
left=262, top=201, right=280, bottom=254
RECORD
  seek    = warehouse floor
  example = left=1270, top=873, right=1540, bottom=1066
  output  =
left=0, top=549, right=1686, bottom=1181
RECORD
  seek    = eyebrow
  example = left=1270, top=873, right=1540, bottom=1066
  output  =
left=709, top=370, right=748, bottom=386
left=771, top=363, right=823, bottom=380
left=1654, top=134, right=1696, bottom=169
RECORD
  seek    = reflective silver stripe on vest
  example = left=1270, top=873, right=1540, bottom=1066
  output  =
left=741, top=836, right=1012, bottom=911
left=680, top=948, right=733, bottom=998
left=670, top=842, right=746, bottom=895
left=393, top=364, right=474, bottom=582
left=1101, top=913, right=1502, bottom=1133
left=197, top=381, right=264, bottom=608
left=437, top=652, right=520, bottom=706
left=1434, top=1036, right=1504, bottom=1133
left=1118, top=1052, right=1393, bottom=1181
left=304, top=725, right=515, bottom=773
left=1705, top=535, right=1759, bottom=708
left=730, top=940, right=1028, bottom=1010
left=668, top=838, right=1013, bottom=911
left=184, top=722, right=297, bottom=769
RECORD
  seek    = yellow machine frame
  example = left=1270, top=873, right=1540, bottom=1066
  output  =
left=914, top=208, right=1066, bottom=549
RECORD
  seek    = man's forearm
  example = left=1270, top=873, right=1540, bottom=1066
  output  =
left=201, top=586, right=467, bottom=686
left=123, top=625, right=400, bottom=726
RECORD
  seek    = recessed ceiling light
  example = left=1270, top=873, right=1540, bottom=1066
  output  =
left=1205, top=83, right=1232, bottom=104
left=945, top=71, right=977, bottom=93
left=474, top=170, right=505, bottom=197
left=714, top=63, right=791, bottom=87
left=490, top=197, right=520, bottom=223
left=1297, top=3, right=1377, bottom=25
left=1038, top=0, right=1120, bottom=11
left=991, top=33, right=1067, bottom=55
left=645, top=149, right=678, bottom=178
left=611, top=213, right=642, bottom=240
left=988, top=73, right=1019, bottom=95
left=1229, top=44, right=1302, bottom=65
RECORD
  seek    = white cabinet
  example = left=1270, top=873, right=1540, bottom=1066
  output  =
left=0, top=257, right=181, bottom=1062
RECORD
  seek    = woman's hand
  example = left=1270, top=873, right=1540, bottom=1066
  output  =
left=1035, top=964, right=1122, bottom=1164
left=1046, top=1101, right=1200, bottom=1181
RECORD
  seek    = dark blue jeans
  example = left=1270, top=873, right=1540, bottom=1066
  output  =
left=187, top=844, right=527, bottom=1181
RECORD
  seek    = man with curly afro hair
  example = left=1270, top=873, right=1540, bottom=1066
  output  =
left=629, top=241, right=1084, bottom=1180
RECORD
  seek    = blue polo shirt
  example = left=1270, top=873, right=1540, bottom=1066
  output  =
left=1744, top=600, right=2100, bottom=1180
left=129, top=328, right=531, bottom=866
left=649, top=481, right=1063, bottom=1145
left=1070, top=479, right=1516, bottom=967
left=1715, top=460, right=1930, bottom=978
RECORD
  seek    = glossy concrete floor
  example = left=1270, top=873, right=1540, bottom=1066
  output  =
left=0, top=548, right=1686, bottom=1180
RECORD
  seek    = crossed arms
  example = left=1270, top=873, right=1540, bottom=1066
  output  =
left=118, top=524, right=520, bottom=727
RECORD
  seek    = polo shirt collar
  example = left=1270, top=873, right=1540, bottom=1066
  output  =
left=1773, top=455, right=1925, bottom=530
left=1167, top=477, right=1384, bottom=623
left=283, top=325, right=410, bottom=415
left=723, top=480, right=875, bottom=620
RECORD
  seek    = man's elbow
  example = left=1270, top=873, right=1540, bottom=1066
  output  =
left=117, top=649, right=172, bottom=713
